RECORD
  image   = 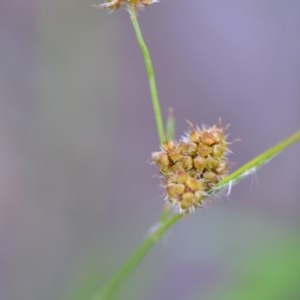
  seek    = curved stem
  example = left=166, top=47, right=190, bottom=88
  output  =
left=129, top=9, right=166, bottom=144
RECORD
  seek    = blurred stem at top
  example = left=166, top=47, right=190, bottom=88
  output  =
left=129, top=8, right=166, bottom=144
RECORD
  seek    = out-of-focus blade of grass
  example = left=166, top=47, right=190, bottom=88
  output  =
left=208, top=238, right=300, bottom=300
left=63, top=250, right=109, bottom=300
left=93, top=213, right=182, bottom=300
left=165, top=108, right=175, bottom=141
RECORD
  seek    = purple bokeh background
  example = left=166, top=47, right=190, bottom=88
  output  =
left=0, top=1, right=299, bottom=299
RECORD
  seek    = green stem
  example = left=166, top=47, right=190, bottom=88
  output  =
left=129, top=9, right=166, bottom=144
left=93, top=213, right=182, bottom=300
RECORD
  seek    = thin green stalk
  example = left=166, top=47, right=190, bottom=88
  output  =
left=129, top=9, right=166, bottom=144
left=93, top=213, right=182, bottom=300
left=92, top=129, right=300, bottom=300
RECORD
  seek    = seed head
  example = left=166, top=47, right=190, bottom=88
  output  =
left=94, top=0, right=158, bottom=11
left=152, top=121, right=231, bottom=214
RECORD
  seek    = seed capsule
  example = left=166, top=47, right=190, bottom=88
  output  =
left=182, top=156, right=193, bottom=170
left=212, top=144, right=225, bottom=157
left=181, top=142, right=198, bottom=156
left=198, top=143, right=212, bottom=157
left=193, top=156, right=206, bottom=170
left=203, top=171, right=217, bottom=183
left=215, top=162, right=227, bottom=175
left=202, top=131, right=215, bottom=146
left=185, top=177, right=204, bottom=192
left=194, top=191, right=203, bottom=203
left=152, top=121, right=231, bottom=213
left=211, top=128, right=224, bottom=143
left=159, top=153, right=170, bottom=169
left=206, top=157, right=219, bottom=169
left=181, top=192, right=195, bottom=209
left=166, top=183, right=185, bottom=197
left=189, top=130, right=201, bottom=143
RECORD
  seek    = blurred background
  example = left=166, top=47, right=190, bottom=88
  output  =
left=0, top=0, right=300, bottom=299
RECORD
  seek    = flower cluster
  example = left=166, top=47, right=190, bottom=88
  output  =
left=94, top=0, right=158, bottom=11
left=152, top=123, right=230, bottom=213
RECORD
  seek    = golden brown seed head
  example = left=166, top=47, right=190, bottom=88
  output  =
left=151, top=121, right=231, bottom=214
